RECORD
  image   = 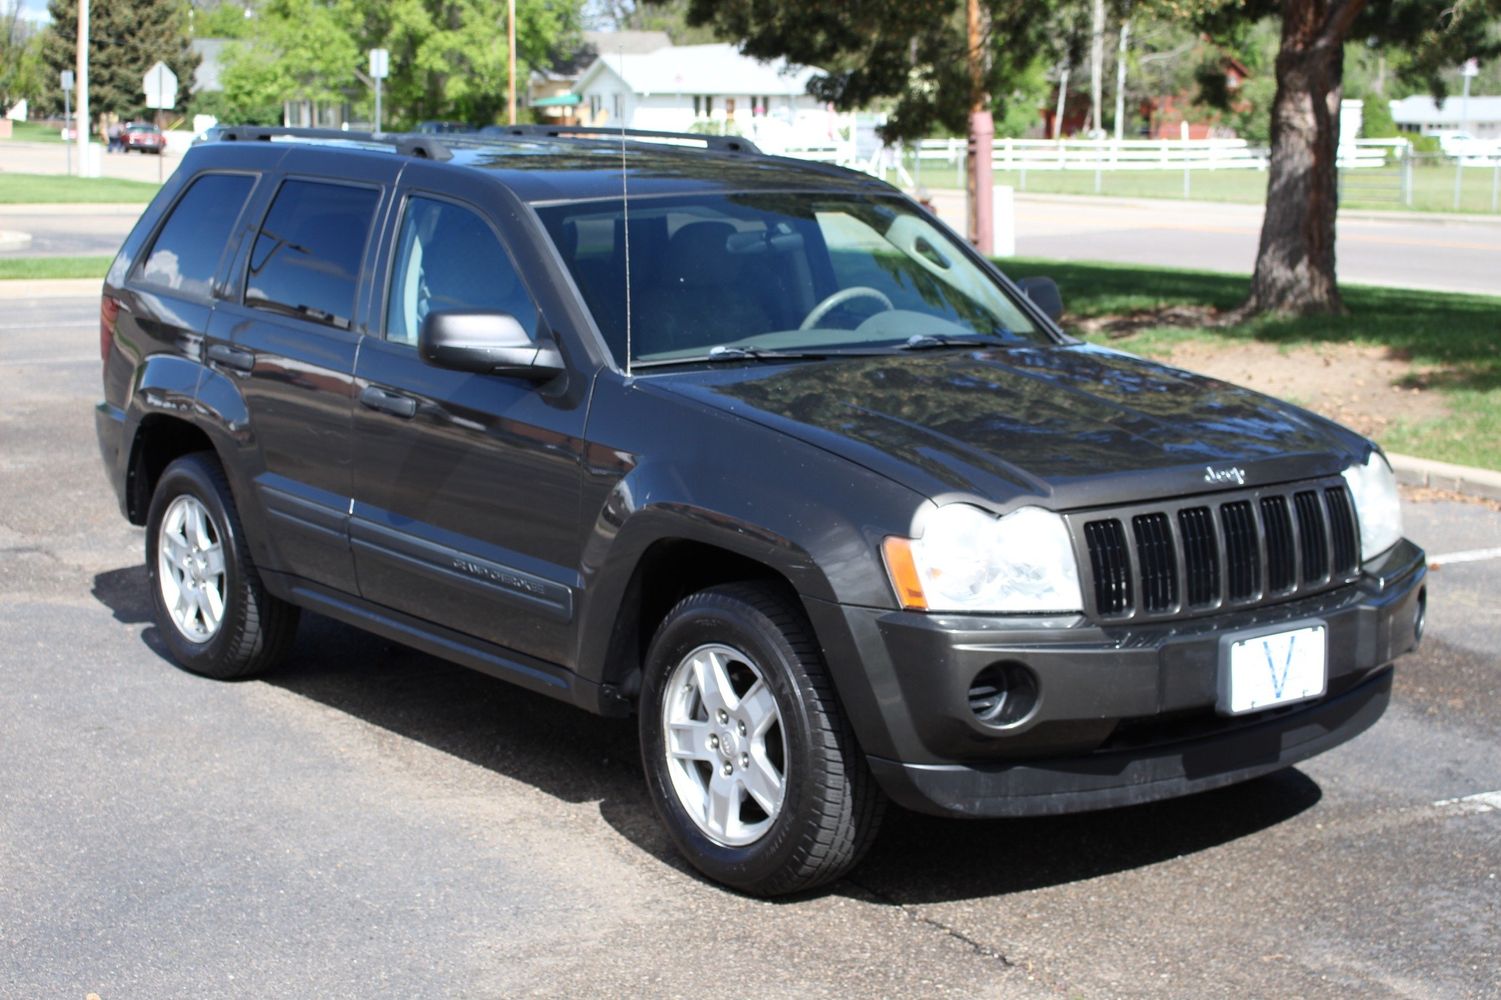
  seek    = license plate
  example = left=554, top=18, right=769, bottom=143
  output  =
left=1218, top=623, right=1327, bottom=716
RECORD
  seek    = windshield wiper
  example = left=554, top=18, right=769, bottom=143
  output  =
left=632, top=345, right=832, bottom=368
left=898, top=332, right=1007, bottom=351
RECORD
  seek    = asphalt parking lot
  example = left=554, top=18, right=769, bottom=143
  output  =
left=2, top=292, right=1498, bottom=998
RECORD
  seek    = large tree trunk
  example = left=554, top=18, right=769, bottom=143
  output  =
left=1244, top=0, right=1362, bottom=317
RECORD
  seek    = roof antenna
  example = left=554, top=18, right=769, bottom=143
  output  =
left=619, top=46, right=633, bottom=379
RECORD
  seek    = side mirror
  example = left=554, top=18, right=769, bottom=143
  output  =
left=419, top=311, right=564, bottom=380
left=1017, top=276, right=1064, bottom=323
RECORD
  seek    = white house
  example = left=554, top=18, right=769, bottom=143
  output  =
left=1390, top=94, right=1501, bottom=140
left=572, top=43, right=832, bottom=149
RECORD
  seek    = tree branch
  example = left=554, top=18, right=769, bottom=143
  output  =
left=1318, top=0, right=1370, bottom=47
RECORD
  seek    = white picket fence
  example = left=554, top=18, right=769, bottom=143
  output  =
left=781, top=136, right=1409, bottom=179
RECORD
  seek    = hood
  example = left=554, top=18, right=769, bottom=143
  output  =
left=649, top=343, right=1368, bottom=509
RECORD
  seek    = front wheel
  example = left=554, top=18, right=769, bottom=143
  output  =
left=639, top=583, right=884, bottom=895
left=145, top=453, right=298, bottom=679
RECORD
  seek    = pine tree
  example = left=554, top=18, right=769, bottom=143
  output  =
left=39, top=0, right=198, bottom=122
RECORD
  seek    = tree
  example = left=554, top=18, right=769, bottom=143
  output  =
left=1, top=0, right=45, bottom=114
left=218, top=0, right=582, bottom=129
left=217, top=0, right=359, bottom=124
left=39, top=0, right=198, bottom=122
left=1192, top=0, right=1501, bottom=316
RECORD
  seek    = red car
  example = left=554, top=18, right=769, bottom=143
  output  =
left=122, top=123, right=166, bottom=154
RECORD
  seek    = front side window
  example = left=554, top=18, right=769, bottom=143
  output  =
left=245, top=179, right=379, bottom=330
left=139, top=173, right=255, bottom=299
left=536, top=193, right=1046, bottom=368
left=385, top=196, right=539, bottom=347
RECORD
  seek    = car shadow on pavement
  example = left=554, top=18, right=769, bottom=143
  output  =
left=840, top=768, right=1322, bottom=905
left=88, top=567, right=1325, bottom=901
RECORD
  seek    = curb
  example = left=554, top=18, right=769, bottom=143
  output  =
left=0, top=229, right=32, bottom=250
left=1388, top=453, right=1501, bottom=503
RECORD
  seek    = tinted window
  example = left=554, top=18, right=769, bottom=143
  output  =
left=386, top=196, right=539, bottom=346
left=246, top=179, right=379, bottom=330
left=139, top=173, right=255, bottom=299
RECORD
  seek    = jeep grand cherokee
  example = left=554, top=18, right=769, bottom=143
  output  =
left=95, top=126, right=1426, bottom=895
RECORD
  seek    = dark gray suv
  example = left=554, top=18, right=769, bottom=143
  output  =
left=95, top=126, right=1426, bottom=895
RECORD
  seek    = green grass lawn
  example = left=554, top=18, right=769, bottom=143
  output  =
left=999, top=257, right=1501, bottom=471
left=0, top=172, right=159, bottom=204
left=0, top=256, right=112, bottom=280
left=898, top=161, right=1501, bottom=215
left=6, top=121, right=67, bottom=143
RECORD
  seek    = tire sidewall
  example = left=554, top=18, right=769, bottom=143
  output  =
left=640, top=593, right=825, bottom=892
left=144, top=455, right=249, bottom=677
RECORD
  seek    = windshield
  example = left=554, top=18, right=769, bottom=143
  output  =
left=535, top=193, right=1049, bottom=367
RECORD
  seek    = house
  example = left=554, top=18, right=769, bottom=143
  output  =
left=530, top=30, right=672, bottom=125
left=1390, top=94, right=1501, bottom=140
left=571, top=43, right=828, bottom=148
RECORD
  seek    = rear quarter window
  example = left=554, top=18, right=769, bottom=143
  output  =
left=137, top=173, right=256, bottom=299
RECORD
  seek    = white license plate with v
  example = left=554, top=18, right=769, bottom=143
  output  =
left=1218, top=623, right=1328, bottom=716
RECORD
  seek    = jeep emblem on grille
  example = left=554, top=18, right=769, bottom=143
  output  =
left=1204, top=465, right=1247, bottom=485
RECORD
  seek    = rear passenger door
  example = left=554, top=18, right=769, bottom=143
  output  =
left=208, top=153, right=397, bottom=594
left=348, top=172, right=588, bottom=667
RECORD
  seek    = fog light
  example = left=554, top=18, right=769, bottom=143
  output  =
left=967, top=662, right=1039, bottom=728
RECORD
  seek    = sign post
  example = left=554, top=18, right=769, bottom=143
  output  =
left=369, top=49, right=389, bottom=133
left=142, top=61, right=177, bottom=182
left=60, top=69, right=74, bottom=175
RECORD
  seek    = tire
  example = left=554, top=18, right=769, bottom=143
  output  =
left=639, top=582, right=885, bottom=895
left=144, top=452, right=298, bottom=679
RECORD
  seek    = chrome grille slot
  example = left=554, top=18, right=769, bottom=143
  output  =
left=1295, top=490, right=1329, bottom=582
left=1132, top=512, right=1178, bottom=612
left=1083, top=519, right=1132, bottom=615
left=1178, top=506, right=1219, bottom=607
left=1221, top=500, right=1260, bottom=601
left=1260, top=495, right=1296, bottom=593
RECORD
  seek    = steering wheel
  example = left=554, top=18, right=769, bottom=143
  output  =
left=798, top=286, right=895, bottom=330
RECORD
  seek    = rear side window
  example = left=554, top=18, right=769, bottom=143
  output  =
left=139, top=173, right=255, bottom=298
left=245, top=179, right=380, bottom=330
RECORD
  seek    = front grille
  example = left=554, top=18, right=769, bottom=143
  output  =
left=1074, top=479, right=1361, bottom=622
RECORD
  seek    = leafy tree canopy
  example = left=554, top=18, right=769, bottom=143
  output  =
left=39, top=0, right=199, bottom=120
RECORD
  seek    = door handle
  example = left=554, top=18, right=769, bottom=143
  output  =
left=206, top=343, right=255, bottom=373
left=359, top=384, right=418, bottom=419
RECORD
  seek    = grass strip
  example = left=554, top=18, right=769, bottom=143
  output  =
left=0, top=172, right=159, bottom=204
left=0, top=256, right=112, bottom=280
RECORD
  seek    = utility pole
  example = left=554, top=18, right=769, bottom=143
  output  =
left=966, top=0, right=992, bottom=253
left=1089, top=0, right=1104, bottom=133
left=1113, top=17, right=1130, bottom=141
left=507, top=0, right=517, bottom=125
left=75, top=0, right=88, bottom=176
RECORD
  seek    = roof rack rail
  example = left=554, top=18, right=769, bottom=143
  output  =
left=476, top=124, right=761, bottom=155
left=212, top=126, right=453, bottom=161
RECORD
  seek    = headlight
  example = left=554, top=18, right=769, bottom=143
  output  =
left=1341, top=451, right=1403, bottom=562
left=883, top=504, right=1083, bottom=613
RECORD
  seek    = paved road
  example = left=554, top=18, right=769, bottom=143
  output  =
left=947, top=192, right=1501, bottom=298
left=3, top=294, right=1499, bottom=998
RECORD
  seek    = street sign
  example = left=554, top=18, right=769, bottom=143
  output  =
left=60, top=69, right=74, bottom=92
left=369, top=48, right=389, bottom=80
left=1462, top=58, right=1479, bottom=78
left=143, top=61, right=177, bottom=110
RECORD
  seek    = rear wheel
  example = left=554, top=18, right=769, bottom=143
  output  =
left=145, top=453, right=298, bottom=679
left=639, top=583, right=884, bottom=895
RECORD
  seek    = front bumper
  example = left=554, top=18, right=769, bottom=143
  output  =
left=804, top=538, right=1426, bottom=818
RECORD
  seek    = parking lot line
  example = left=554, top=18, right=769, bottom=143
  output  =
left=1427, top=546, right=1501, bottom=565
left=1431, top=790, right=1501, bottom=815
